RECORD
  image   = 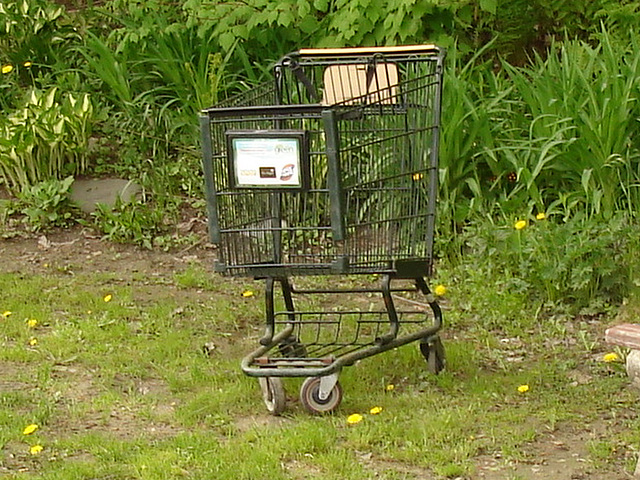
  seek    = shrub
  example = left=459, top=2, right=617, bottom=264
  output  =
left=16, top=176, right=79, bottom=231
left=458, top=213, right=640, bottom=309
left=0, top=87, right=94, bottom=192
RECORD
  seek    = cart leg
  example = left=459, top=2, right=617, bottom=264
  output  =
left=260, top=277, right=276, bottom=346
left=280, top=277, right=295, bottom=320
left=377, top=274, right=399, bottom=344
left=277, top=277, right=307, bottom=357
left=420, top=335, right=446, bottom=374
left=414, top=276, right=445, bottom=373
left=414, top=276, right=444, bottom=330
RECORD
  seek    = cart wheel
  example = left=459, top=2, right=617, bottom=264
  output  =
left=299, top=376, right=343, bottom=414
left=259, top=377, right=286, bottom=416
left=420, top=336, right=446, bottom=375
left=278, top=335, right=307, bottom=358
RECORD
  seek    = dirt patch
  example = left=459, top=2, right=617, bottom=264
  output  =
left=234, top=414, right=292, bottom=434
left=0, top=226, right=216, bottom=277
left=474, top=420, right=636, bottom=480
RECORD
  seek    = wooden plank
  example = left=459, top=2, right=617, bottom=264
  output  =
left=298, top=45, right=439, bottom=57
left=605, top=324, right=640, bottom=350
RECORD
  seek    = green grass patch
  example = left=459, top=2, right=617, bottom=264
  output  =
left=0, top=261, right=637, bottom=479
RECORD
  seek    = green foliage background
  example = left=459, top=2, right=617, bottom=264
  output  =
left=1, top=0, right=640, bottom=309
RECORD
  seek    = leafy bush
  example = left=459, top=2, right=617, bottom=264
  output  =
left=457, top=214, right=640, bottom=309
left=437, top=30, right=640, bottom=256
left=0, top=87, right=94, bottom=192
left=0, top=0, right=78, bottom=69
left=495, top=30, right=640, bottom=219
left=456, top=0, right=640, bottom=63
left=0, top=0, right=82, bottom=109
left=91, top=200, right=168, bottom=249
left=16, top=175, right=79, bottom=231
left=77, top=12, right=230, bottom=203
left=182, top=0, right=468, bottom=63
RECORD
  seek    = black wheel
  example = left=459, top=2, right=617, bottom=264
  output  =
left=259, top=377, right=286, bottom=416
left=278, top=335, right=307, bottom=358
left=299, top=376, right=343, bottom=414
left=420, top=335, right=446, bottom=374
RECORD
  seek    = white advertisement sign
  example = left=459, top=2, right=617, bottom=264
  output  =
left=232, top=136, right=303, bottom=188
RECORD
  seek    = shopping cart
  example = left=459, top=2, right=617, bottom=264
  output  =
left=200, top=45, right=446, bottom=415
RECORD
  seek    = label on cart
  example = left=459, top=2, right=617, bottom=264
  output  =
left=227, top=131, right=308, bottom=189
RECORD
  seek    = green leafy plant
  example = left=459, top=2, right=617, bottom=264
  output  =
left=16, top=175, right=78, bottom=231
left=91, top=199, right=168, bottom=249
left=78, top=14, right=232, bottom=199
left=459, top=213, right=640, bottom=309
left=497, top=31, right=640, bottom=220
left=0, top=0, right=81, bottom=99
left=438, top=30, right=640, bottom=267
left=0, top=87, right=94, bottom=192
left=182, top=0, right=472, bottom=60
left=0, top=0, right=71, bottom=65
left=437, top=41, right=513, bottom=253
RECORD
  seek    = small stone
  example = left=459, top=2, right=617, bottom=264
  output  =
left=202, top=342, right=216, bottom=356
left=71, top=178, right=142, bottom=214
left=627, top=350, right=640, bottom=388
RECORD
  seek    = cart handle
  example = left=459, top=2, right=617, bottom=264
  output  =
left=298, top=44, right=440, bottom=57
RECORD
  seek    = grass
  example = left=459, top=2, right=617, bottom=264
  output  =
left=0, top=254, right=638, bottom=479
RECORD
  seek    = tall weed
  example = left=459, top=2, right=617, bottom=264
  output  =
left=437, top=43, right=514, bottom=253
left=497, top=31, right=640, bottom=219
left=80, top=15, right=231, bottom=185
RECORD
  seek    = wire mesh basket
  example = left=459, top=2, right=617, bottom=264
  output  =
left=200, top=45, right=445, bottom=277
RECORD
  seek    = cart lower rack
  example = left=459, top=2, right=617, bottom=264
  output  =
left=200, top=45, right=446, bottom=414
left=242, top=275, right=443, bottom=414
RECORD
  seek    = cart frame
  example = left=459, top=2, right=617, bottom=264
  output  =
left=200, top=45, right=446, bottom=414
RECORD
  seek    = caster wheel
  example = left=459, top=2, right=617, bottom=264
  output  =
left=259, top=377, right=286, bottom=416
left=299, top=376, right=343, bottom=414
left=420, top=335, right=446, bottom=374
left=278, top=335, right=307, bottom=358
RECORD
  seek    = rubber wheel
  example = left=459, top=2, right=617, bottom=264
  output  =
left=259, top=377, right=286, bottom=416
left=420, top=336, right=446, bottom=374
left=299, top=376, right=343, bottom=414
left=278, top=335, right=307, bottom=358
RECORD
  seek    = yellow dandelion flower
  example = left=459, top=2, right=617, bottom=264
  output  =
left=385, top=384, right=395, bottom=392
left=103, top=294, right=112, bottom=303
left=1, top=64, right=13, bottom=74
left=517, top=384, right=529, bottom=394
left=536, top=212, right=546, bottom=220
left=23, top=424, right=39, bottom=435
left=27, top=319, right=38, bottom=328
left=514, top=220, right=527, bottom=230
left=23, top=61, right=32, bottom=68
left=434, top=284, right=447, bottom=296
left=241, top=290, right=254, bottom=298
left=346, top=413, right=363, bottom=425
left=29, top=337, right=38, bottom=346
left=29, top=444, right=43, bottom=455
left=603, top=352, right=620, bottom=363
left=369, top=406, right=383, bottom=415
left=2, top=311, right=12, bottom=318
